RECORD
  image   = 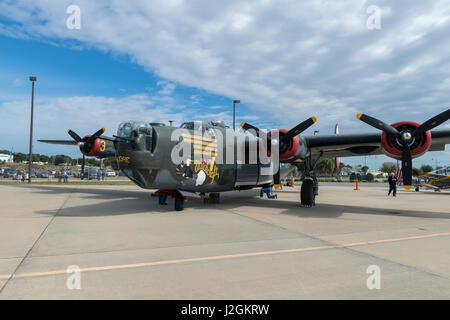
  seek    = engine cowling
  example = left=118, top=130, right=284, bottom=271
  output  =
left=80, top=135, right=102, bottom=157
left=268, top=128, right=300, bottom=160
left=380, top=121, right=432, bottom=160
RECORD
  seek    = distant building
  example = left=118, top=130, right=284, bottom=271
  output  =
left=0, top=153, right=14, bottom=163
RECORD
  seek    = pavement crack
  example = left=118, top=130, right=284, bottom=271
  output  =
left=0, top=192, right=71, bottom=295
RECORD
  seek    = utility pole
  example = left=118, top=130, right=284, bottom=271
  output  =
left=28, top=76, right=37, bottom=183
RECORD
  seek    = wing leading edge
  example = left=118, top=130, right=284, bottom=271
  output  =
left=304, top=129, right=450, bottom=158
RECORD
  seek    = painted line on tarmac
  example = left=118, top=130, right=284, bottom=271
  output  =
left=1, top=232, right=450, bottom=280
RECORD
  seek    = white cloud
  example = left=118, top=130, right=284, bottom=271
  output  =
left=1, top=0, right=450, bottom=136
left=156, top=80, right=177, bottom=95
left=0, top=94, right=184, bottom=155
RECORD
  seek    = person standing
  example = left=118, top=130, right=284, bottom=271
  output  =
left=388, top=173, right=397, bottom=197
left=158, top=194, right=168, bottom=205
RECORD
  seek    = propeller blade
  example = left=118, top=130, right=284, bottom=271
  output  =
left=88, top=128, right=105, bottom=142
left=38, top=140, right=79, bottom=145
left=67, top=129, right=82, bottom=142
left=413, top=108, right=450, bottom=136
left=240, top=122, right=261, bottom=136
left=282, top=117, right=317, bottom=141
left=357, top=113, right=400, bottom=136
left=402, top=144, right=413, bottom=190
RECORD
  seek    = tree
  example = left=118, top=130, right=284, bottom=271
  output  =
left=361, top=165, right=369, bottom=174
left=366, top=172, right=374, bottom=182
left=349, top=172, right=361, bottom=182
left=54, top=154, right=72, bottom=165
left=380, top=162, right=397, bottom=174
left=13, top=152, right=27, bottom=163
left=420, top=164, right=433, bottom=173
left=317, top=158, right=334, bottom=175
left=412, top=167, right=423, bottom=176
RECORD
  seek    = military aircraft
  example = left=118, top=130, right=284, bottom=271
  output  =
left=414, top=166, right=450, bottom=192
left=39, top=109, right=450, bottom=211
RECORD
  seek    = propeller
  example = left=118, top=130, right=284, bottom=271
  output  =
left=241, top=116, right=317, bottom=187
left=282, top=117, right=317, bottom=142
left=67, top=128, right=105, bottom=179
left=357, top=109, right=450, bottom=189
left=241, top=116, right=316, bottom=148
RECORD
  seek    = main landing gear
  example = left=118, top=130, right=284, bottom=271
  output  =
left=300, top=154, right=321, bottom=207
left=174, top=194, right=185, bottom=211
left=155, top=190, right=201, bottom=211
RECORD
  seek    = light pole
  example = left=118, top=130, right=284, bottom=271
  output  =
left=233, top=100, right=240, bottom=131
left=169, top=120, right=175, bottom=127
left=28, top=76, right=37, bottom=183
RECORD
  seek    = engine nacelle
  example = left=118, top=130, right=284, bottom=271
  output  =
left=268, top=129, right=300, bottom=160
left=80, top=135, right=102, bottom=157
left=381, top=121, right=432, bottom=160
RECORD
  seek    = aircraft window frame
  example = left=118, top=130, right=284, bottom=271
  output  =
left=118, top=122, right=132, bottom=138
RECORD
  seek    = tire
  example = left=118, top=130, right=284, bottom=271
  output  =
left=415, top=187, right=419, bottom=192
left=175, top=195, right=184, bottom=211
left=301, top=178, right=315, bottom=206
left=174, top=195, right=185, bottom=211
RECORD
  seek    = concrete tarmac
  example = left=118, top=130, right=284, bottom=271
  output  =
left=0, top=183, right=449, bottom=299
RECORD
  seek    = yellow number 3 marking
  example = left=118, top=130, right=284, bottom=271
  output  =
left=100, top=140, right=106, bottom=152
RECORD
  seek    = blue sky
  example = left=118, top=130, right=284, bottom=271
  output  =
left=0, top=0, right=449, bottom=169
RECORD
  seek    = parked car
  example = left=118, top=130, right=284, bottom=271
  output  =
left=3, top=168, right=17, bottom=178
left=105, top=169, right=116, bottom=177
left=36, top=171, right=49, bottom=178
left=86, top=168, right=99, bottom=180
left=26, top=170, right=37, bottom=178
left=73, top=169, right=82, bottom=178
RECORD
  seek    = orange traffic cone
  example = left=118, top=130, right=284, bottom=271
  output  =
left=354, top=178, right=360, bottom=190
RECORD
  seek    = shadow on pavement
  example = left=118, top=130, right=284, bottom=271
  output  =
left=28, top=185, right=450, bottom=220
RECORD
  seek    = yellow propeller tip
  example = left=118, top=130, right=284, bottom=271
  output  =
left=67, top=129, right=71, bottom=133
left=357, top=113, right=363, bottom=119
left=404, top=185, right=412, bottom=190
left=240, top=122, right=246, bottom=128
left=274, top=184, right=280, bottom=189
left=311, top=116, right=317, bottom=123
left=102, top=128, right=105, bottom=132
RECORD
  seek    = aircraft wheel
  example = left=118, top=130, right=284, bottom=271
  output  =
left=301, top=178, right=315, bottom=207
left=415, top=187, right=419, bottom=192
left=174, top=195, right=185, bottom=211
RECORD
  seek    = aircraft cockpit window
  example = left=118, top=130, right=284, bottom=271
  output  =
left=137, top=123, right=152, bottom=135
left=118, top=122, right=132, bottom=138
left=181, top=122, right=203, bottom=130
left=180, top=122, right=194, bottom=130
left=206, top=120, right=226, bottom=128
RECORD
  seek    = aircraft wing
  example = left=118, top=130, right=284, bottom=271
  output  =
left=303, top=129, right=450, bottom=158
